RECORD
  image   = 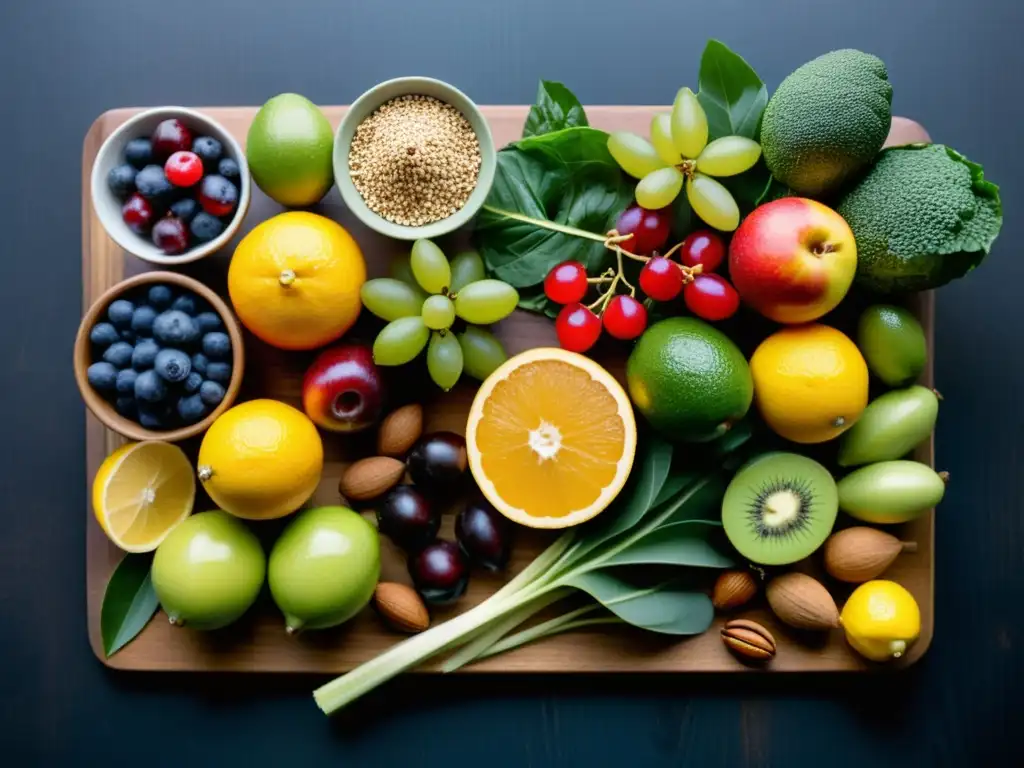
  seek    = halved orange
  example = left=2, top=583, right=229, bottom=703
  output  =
left=466, top=348, right=637, bottom=529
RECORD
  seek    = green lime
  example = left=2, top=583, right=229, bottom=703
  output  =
left=856, top=304, right=927, bottom=386
left=247, top=93, right=334, bottom=207
left=626, top=317, right=753, bottom=442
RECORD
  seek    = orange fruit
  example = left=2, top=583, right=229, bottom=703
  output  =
left=750, top=324, right=869, bottom=444
left=466, top=348, right=636, bottom=529
left=228, top=211, right=366, bottom=350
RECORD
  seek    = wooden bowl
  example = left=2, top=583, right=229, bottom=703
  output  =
left=73, top=271, right=245, bottom=442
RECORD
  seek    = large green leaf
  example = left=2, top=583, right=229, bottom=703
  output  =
left=600, top=521, right=734, bottom=569
left=474, top=127, right=635, bottom=294
left=696, top=40, right=768, bottom=141
left=523, top=81, right=589, bottom=138
left=100, top=553, right=159, bottom=658
left=565, top=570, right=715, bottom=635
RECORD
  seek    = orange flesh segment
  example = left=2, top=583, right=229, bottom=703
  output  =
left=475, top=360, right=627, bottom=518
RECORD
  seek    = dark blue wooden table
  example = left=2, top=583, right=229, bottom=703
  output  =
left=2, top=1, right=1021, bottom=765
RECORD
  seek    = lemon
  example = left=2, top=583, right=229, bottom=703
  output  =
left=197, top=399, right=324, bottom=521
left=840, top=580, right=921, bottom=662
left=92, top=441, right=195, bottom=552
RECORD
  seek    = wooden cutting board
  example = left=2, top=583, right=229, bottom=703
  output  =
left=83, top=106, right=934, bottom=673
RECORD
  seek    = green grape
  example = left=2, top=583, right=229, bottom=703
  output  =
left=360, top=278, right=424, bottom=321
left=410, top=239, right=451, bottom=294
left=635, top=166, right=683, bottom=210
left=373, top=317, right=429, bottom=366
left=458, top=326, right=507, bottom=381
left=422, top=294, right=456, bottom=330
left=686, top=173, right=740, bottom=232
left=427, top=332, right=463, bottom=391
left=388, top=254, right=423, bottom=292
left=454, top=280, right=519, bottom=325
left=671, top=87, right=708, bottom=159
left=650, top=113, right=682, bottom=166
left=695, top=136, right=762, bottom=177
left=449, top=249, right=486, bottom=292
left=607, top=132, right=666, bottom=179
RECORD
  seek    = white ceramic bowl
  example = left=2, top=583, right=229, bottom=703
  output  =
left=90, top=106, right=251, bottom=265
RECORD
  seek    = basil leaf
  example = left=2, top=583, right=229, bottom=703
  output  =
left=697, top=40, right=768, bottom=140
left=565, top=571, right=715, bottom=635
left=516, top=288, right=560, bottom=319
left=474, top=127, right=634, bottom=291
left=523, top=81, right=589, bottom=138
left=101, top=553, right=159, bottom=658
left=600, top=521, right=735, bottom=569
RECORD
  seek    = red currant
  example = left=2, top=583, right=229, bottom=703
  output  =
left=164, top=151, right=204, bottom=187
left=684, top=274, right=740, bottom=321
left=151, top=118, right=193, bottom=161
left=152, top=216, right=190, bottom=255
left=615, top=205, right=672, bottom=255
left=679, top=230, right=725, bottom=273
left=544, top=261, right=588, bottom=305
left=602, top=295, right=648, bottom=340
left=639, top=257, right=683, bottom=301
left=121, top=193, right=154, bottom=234
left=555, top=303, right=602, bottom=352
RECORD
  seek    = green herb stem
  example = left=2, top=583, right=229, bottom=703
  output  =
left=477, top=610, right=623, bottom=661
left=480, top=206, right=608, bottom=243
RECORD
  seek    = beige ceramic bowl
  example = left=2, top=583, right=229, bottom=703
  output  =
left=90, top=107, right=251, bottom=265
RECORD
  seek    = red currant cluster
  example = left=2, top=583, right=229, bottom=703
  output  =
left=543, top=205, right=740, bottom=353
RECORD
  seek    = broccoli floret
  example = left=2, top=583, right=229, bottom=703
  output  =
left=838, top=144, right=1002, bottom=294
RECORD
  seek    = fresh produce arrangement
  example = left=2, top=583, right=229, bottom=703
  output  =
left=81, top=40, right=1002, bottom=717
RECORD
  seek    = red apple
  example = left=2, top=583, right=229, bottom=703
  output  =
left=728, top=198, right=857, bottom=324
left=302, top=344, right=385, bottom=433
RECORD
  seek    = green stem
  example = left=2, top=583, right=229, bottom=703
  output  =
left=477, top=610, right=623, bottom=661
left=481, top=207, right=607, bottom=242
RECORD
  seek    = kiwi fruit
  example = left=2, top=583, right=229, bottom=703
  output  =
left=721, top=453, right=838, bottom=565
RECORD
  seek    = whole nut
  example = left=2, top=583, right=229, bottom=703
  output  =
left=766, top=572, right=840, bottom=631
left=712, top=570, right=758, bottom=610
left=824, top=527, right=915, bottom=583
left=338, top=456, right=405, bottom=501
left=721, top=619, right=776, bottom=661
left=374, top=582, right=430, bottom=634
left=378, top=404, right=424, bottom=457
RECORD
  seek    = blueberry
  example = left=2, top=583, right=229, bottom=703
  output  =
left=119, top=329, right=136, bottom=343
left=107, top=299, right=135, bottom=329
left=115, top=368, right=139, bottom=395
left=102, top=341, right=134, bottom=369
left=115, top=397, right=138, bottom=419
left=191, top=352, right=209, bottom=375
left=137, top=405, right=172, bottom=430
left=190, top=212, right=224, bottom=243
left=130, top=305, right=157, bottom=335
left=205, top=362, right=232, bottom=384
left=195, top=311, right=222, bottom=334
left=199, top=380, right=226, bottom=407
left=134, top=369, right=168, bottom=403
left=183, top=371, right=203, bottom=393
left=154, top=348, right=191, bottom=383
left=124, top=138, right=154, bottom=169
left=107, top=164, right=137, bottom=199
left=177, top=394, right=208, bottom=424
left=217, top=157, right=240, bottom=182
left=89, top=322, right=120, bottom=349
left=198, top=175, right=238, bottom=217
left=87, top=361, right=118, bottom=392
left=134, top=165, right=174, bottom=205
left=201, top=331, right=231, bottom=360
left=132, top=338, right=160, bottom=370
left=169, top=197, right=199, bottom=223
left=170, top=294, right=197, bottom=315
left=152, top=310, right=199, bottom=346
left=192, top=136, right=223, bottom=169
left=147, top=284, right=174, bottom=310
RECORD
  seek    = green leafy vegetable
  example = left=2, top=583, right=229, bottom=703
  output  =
left=697, top=39, right=768, bottom=140
left=598, top=522, right=732, bottom=568
left=523, top=81, right=589, bottom=138
left=565, top=571, right=715, bottom=635
left=100, top=553, right=159, bottom=658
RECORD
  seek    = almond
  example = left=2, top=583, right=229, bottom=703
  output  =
left=338, top=456, right=405, bottom=501
left=378, top=404, right=424, bottom=458
left=766, top=572, right=839, bottom=631
left=721, top=619, right=776, bottom=661
left=712, top=570, right=758, bottom=610
left=824, top=527, right=916, bottom=583
left=373, top=582, right=429, bottom=634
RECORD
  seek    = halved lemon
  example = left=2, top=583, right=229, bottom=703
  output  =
left=92, top=441, right=195, bottom=552
left=466, top=348, right=637, bottom=529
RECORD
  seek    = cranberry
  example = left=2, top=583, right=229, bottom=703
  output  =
left=198, top=174, right=238, bottom=217
left=684, top=274, right=740, bottom=321
left=544, top=261, right=588, bottom=305
left=151, top=217, right=189, bottom=255
left=679, top=230, right=726, bottom=273
left=615, top=205, right=671, bottom=255
left=639, top=257, right=684, bottom=301
left=555, top=303, right=602, bottom=353
left=121, top=193, right=154, bottom=234
left=150, top=119, right=193, bottom=161
left=602, top=295, right=648, bottom=340
left=164, top=151, right=204, bottom=187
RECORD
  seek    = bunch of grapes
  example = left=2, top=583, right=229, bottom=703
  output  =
left=607, top=88, right=761, bottom=232
left=544, top=205, right=740, bottom=353
left=361, top=240, right=516, bottom=391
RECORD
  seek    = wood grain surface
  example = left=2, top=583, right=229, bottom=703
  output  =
left=83, top=106, right=934, bottom=674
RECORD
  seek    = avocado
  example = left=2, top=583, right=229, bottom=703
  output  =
left=857, top=304, right=927, bottom=386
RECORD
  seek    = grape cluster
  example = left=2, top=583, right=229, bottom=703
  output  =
left=607, top=88, right=762, bottom=232
left=361, top=240, right=515, bottom=390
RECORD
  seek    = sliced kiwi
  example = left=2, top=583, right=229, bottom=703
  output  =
left=721, top=453, right=838, bottom=566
